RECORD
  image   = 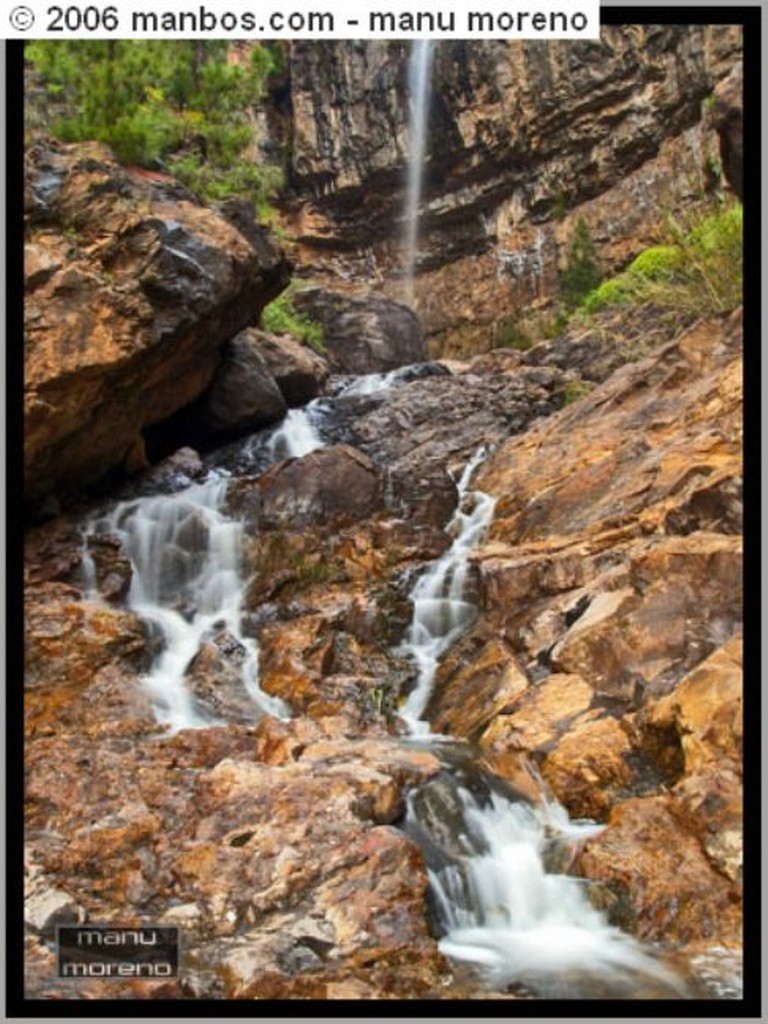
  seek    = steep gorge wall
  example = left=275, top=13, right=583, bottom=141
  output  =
left=274, top=27, right=742, bottom=353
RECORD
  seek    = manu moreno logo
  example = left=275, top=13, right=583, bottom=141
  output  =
left=57, top=926, right=179, bottom=979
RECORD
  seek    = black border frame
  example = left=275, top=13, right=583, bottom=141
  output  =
left=6, top=6, right=762, bottom=1017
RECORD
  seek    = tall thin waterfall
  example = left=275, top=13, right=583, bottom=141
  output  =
left=402, top=39, right=435, bottom=307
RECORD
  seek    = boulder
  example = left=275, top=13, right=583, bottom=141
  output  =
left=204, top=331, right=287, bottom=435
left=576, top=796, right=742, bottom=949
left=293, top=288, right=427, bottom=374
left=252, top=329, right=330, bottom=405
left=257, top=444, right=382, bottom=530
left=24, top=139, right=291, bottom=499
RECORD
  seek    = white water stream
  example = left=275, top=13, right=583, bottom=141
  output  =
left=398, top=447, right=694, bottom=997
left=402, top=39, right=435, bottom=306
left=267, top=404, right=325, bottom=460
left=85, top=475, right=289, bottom=732
left=399, top=446, right=495, bottom=734
left=417, top=784, right=688, bottom=997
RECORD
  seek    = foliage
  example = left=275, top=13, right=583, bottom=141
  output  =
left=579, top=199, right=743, bottom=319
left=26, top=41, right=284, bottom=209
left=559, top=218, right=602, bottom=311
left=495, top=316, right=533, bottom=351
left=561, top=379, right=595, bottom=406
left=261, top=288, right=326, bottom=353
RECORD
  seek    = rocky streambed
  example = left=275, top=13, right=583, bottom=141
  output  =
left=24, top=303, right=743, bottom=1000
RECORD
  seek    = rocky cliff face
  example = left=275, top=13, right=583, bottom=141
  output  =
left=276, top=28, right=741, bottom=352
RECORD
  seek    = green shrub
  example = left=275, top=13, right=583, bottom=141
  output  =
left=26, top=41, right=283, bottom=212
left=559, top=218, right=602, bottom=311
left=578, top=199, right=742, bottom=319
left=261, top=289, right=326, bottom=353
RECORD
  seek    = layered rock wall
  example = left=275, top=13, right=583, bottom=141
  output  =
left=276, top=28, right=742, bottom=351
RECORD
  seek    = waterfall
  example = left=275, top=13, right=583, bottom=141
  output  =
left=402, top=39, right=435, bottom=307
left=267, top=404, right=325, bottom=460
left=405, top=773, right=691, bottom=999
left=398, top=448, right=692, bottom=998
left=399, top=445, right=496, bottom=735
left=84, top=475, right=289, bottom=733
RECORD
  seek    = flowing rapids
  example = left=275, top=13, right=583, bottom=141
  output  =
left=402, top=39, right=435, bottom=306
left=404, top=766, right=691, bottom=999
left=84, top=475, right=289, bottom=732
left=398, top=449, right=695, bottom=998
left=399, top=445, right=495, bottom=734
left=266, top=404, right=325, bottom=460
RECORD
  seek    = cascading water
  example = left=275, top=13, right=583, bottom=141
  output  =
left=406, top=775, right=691, bottom=998
left=266, top=403, right=325, bottom=461
left=399, top=446, right=496, bottom=734
left=402, top=39, right=435, bottom=306
left=397, top=448, right=694, bottom=998
left=84, top=475, right=289, bottom=733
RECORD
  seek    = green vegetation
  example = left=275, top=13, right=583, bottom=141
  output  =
left=579, top=200, right=743, bottom=319
left=561, top=379, right=595, bottom=406
left=559, top=218, right=602, bottom=311
left=25, top=41, right=283, bottom=213
left=261, top=288, right=326, bottom=353
left=494, top=316, right=533, bottom=351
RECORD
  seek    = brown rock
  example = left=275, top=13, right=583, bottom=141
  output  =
left=253, top=328, right=330, bottom=405
left=576, top=796, right=741, bottom=949
left=426, top=636, right=530, bottom=739
left=24, top=139, right=291, bottom=499
left=710, top=62, right=743, bottom=200
left=480, top=673, right=594, bottom=754
left=258, top=444, right=382, bottom=530
left=542, top=715, right=633, bottom=820
left=25, top=583, right=146, bottom=690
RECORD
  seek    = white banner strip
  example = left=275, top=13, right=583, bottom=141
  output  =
left=8, top=1, right=600, bottom=39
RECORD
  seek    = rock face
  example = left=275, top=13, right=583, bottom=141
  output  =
left=277, top=30, right=741, bottom=352
left=293, top=288, right=427, bottom=373
left=710, top=61, right=743, bottom=200
left=425, top=309, right=743, bottom=954
left=24, top=139, right=291, bottom=500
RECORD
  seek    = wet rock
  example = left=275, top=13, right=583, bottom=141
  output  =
left=542, top=715, right=633, bottom=820
left=86, top=532, right=132, bottom=601
left=647, top=636, right=742, bottom=773
left=293, top=288, right=427, bottom=374
left=426, top=636, right=530, bottom=739
left=114, top=446, right=207, bottom=499
left=25, top=583, right=146, bottom=691
left=576, top=796, right=742, bottom=949
left=204, top=330, right=287, bottom=435
left=480, top=673, right=594, bottom=754
left=258, top=444, right=382, bottom=530
left=24, top=138, right=291, bottom=499
left=184, top=630, right=261, bottom=724
left=253, top=329, right=330, bottom=405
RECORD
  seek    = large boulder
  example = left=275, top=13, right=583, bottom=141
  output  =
left=24, top=139, right=291, bottom=499
left=252, top=329, right=330, bottom=405
left=204, top=331, right=287, bottom=435
left=293, top=288, right=427, bottom=374
left=257, top=444, right=382, bottom=530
